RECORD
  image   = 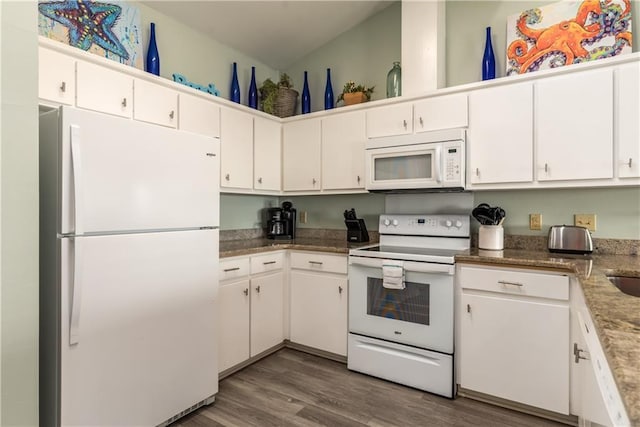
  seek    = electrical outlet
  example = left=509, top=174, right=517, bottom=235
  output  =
left=574, top=214, right=596, bottom=231
left=300, top=211, right=308, bottom=224
left=529, top=213, right=542, bottom=230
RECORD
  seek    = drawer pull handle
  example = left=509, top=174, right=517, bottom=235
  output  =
left=357, top=175, right=361, bottom=184
left=498, top=280, right=523, bottom=287
left=628, top=158, right=633, bottom=168
left=308, top=261, right=323, bottom=265
left=121, top=98, right=127, bottom=107
left=257, top=177, right=263, bottom=184
left=60, top=81, right=66, bottom=92
left=475, top=168, right=480, bottom=177
left=573, top=343, right=589, bottom=363
left=263, top=261, right=276, bottom=265
left=312, top=178, right=317, bottom=185
left=403, top=119, right=407, bottom=129
left=225, top=173, right=230, bottom=181
left=419, top=117, right=424, bottom=126
left=544, top=163, right=549, bottom=173
left=338, top=285, right=343, bottom=294
left=467, top=304, right=471, bottom=313
left=223, top=267, right=240, bottom=272
left=243, top=288, right=249, bottom=296
left=255, top=285, right=261, bottom=293
left=169, top=110, right=175, bottom=119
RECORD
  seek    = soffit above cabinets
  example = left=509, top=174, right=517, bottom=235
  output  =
left=142, top=1, right=394, bottom=70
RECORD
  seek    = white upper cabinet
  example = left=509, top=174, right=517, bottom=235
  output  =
left=39, top=47, right=76, bottom=105
left=468, top=82, right=534, bottom=186
left=178, top=93, right=221, bottom=138
left=322, top=111, right=366, bottom=190
left=617, top=62, right=640, bottom=178
left=283, top=119, right=321, bottom=191
left=253, top=117, right=281, bottom=191
left=133, top=79, right=178, bottom=128
left=536, top=68, right=613, bottom=182
left=76, top=61, right=133, bottom=118
left=413, top=93, right=468, bottom=133
left=366, top=103, right=413, bottom=138
left=220, top=107, right=254, bottom=190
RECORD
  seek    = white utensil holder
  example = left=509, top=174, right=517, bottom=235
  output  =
left=479, top=225, right=504, bottom=250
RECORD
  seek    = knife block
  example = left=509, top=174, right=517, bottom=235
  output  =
left=345, top=219, right=369, bottom=243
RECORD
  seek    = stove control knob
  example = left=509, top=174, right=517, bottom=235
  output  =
left=445, top=220, right=453, bottom=228
left=392, top=219, right=399, bottom=226
left=455, top=220, right=463, bottom=228
left=383, top=219, right=391, bottom=226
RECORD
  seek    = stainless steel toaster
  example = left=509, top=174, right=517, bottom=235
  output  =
left=548, top=225, right=593, bottom=254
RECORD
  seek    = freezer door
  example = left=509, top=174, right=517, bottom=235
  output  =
left=59, top=229, right=218, bottom=426
left=58, top=107, right=219, bottom=234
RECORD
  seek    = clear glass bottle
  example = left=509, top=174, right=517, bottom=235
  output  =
left=386, top=61, right=401, bottom=98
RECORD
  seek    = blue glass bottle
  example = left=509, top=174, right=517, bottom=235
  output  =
left=301, top=71, right=311, bottom=114
left=482, top=27, right=496, bottom=80
left=230, top=62, right=240, bottom=103
left=248, top=66, right=258, bottom=109
left=324, top=68, right=334, bottom=110
left=146, top=23, right=159, bottom=76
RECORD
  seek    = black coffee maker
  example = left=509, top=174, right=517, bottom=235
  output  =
left=266, top=201, right=296, bottom=240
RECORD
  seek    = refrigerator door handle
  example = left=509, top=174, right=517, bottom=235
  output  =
left=69, top=237, right=83, bottom=345
left=70, top=125, right=84, bottom=235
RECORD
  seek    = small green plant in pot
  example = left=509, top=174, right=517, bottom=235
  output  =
left=259, top=73, right=298, bottom=117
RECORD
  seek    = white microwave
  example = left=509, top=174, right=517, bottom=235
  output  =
left=365, top=128, right=466, bottom=192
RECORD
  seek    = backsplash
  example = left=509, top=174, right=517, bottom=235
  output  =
left=472, top=234, right=639, bottom=256
left=220, top=228, right=380, bottom=243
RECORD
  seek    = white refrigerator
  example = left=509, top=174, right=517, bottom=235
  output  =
left=39, top=106, right=220, bottom=426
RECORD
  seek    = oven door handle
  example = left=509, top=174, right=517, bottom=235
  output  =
left=349, top=256, right=454, bottom=275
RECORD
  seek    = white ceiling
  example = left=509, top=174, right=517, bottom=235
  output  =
left=143, top=1, right=394, bottom=70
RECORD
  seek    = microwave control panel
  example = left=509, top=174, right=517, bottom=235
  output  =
left=443, top=141, right=463, bottom=183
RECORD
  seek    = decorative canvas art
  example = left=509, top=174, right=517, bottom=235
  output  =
left=506, top=0, right=632, bottom=75
left=38, top=0, right=143, bottom=69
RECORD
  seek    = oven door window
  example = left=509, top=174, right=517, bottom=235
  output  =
left=374, top=153, right=432, bottom=181
left=367, top=277, right=430, bottom=325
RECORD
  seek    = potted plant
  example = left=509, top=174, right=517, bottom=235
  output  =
left=338, top=80, right=375, bottom=106
left=259, top=73, right=298, bottom=118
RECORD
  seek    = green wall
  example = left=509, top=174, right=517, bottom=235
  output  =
left=134, top=2, right=279, bottom=102
left=220, top=194, right=279, bottom=230
left=287, top=194, right=386, bottom=231
left=1, top=0, right=39, bottom=424
left=285, top=2, right=401, bottom=112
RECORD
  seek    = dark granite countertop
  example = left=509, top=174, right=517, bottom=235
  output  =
left=456, top=250, right=640, bottom=426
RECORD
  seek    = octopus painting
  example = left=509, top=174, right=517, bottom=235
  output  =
left=506, top=0, right=632, bottom=75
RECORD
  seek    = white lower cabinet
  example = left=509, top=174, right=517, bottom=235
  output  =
left=217, top=253, right=284, bottom=374
left=289, top=252, right=348, bottom=356
left=458, top=265, right=570, bottom=415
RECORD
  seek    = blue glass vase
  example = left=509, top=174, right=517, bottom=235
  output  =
left=146, top=23, right=159, bottom=76
left=482, top=27, right=496, bottom=81
left=248, top=66, right=258, bottom=109
left=230, top=62, right=240, bottom=103
left=301, top=71, right=311, bottom=114
left=324, top=68, right=334, bottom=110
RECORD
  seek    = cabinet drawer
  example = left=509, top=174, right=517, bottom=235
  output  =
left=39, top=47, right=76, bottom=105
left=290, top=252, right=347, bottom=275
left=219, top=257, right=250, bottom=281
left=250, top=252, right=284, bottom=275
left=133, top=79, right=178, bottom=128
left=76, top=61, right=133, bottom=118
left=459, top=265, right=569, bottom=301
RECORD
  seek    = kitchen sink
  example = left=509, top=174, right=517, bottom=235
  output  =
left=606, top=275, right=640, bottom=297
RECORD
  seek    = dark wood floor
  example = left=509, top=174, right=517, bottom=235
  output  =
left=173, top=348, right=565, bottom=427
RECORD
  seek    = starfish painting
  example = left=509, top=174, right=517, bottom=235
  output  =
left=38, top=0, right=130, bottom=60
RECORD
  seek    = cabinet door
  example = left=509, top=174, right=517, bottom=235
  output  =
left=290, top=271, right=348, bottom=356
left=460, top=292, right=569, bottom=414
left=178, top=93, right=220, bottom=138
left=39, top=47, right=76, bottom=105
left=617, top=62, right=640, bottom=178
left=366, top=103, right=413, bottom=138
left=254, top=117, right=281, bottom=191
left=220, top=108, right=253, bottom=190
left=468, top=82, right=533, bottom=185
left=283, top=119, right=321, bottom=191
left=322, top=111, right=366, bottom=190
left=76, top=61, right=133, bottom=118
left=133, top=79, right=178, bottom=128
left=250, top=272, right=284, bottom=357
left=413, top=93, right=468, bottom=133
left=536, top=68, right=613, bottom=181
left=217, top=279, right=250, bottom=373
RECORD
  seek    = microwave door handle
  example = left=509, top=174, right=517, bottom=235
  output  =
left=434, top=146, right=442, bottom=183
